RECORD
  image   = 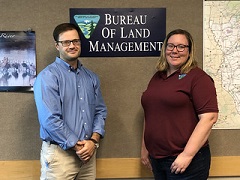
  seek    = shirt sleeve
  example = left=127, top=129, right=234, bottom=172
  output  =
left=92, top=75, right=107, bottom=138
left=33, top=70, right=78, bottom=150
left=191, top=72, right=219, bottom=115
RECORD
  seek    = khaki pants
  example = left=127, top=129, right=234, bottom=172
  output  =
left=40, top=141, right=96, bottom=180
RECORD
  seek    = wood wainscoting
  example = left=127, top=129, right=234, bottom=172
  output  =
left=0, top=156, right=239, bottom=179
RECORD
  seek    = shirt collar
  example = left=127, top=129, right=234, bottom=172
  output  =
left=159, top=69, right=181, bottom=79
left=55, top=57, right=82, bottom=72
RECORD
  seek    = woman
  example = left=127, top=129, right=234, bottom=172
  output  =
left=141, top=29, right=218, bottom=179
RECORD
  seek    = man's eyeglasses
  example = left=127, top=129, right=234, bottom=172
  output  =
left=57, top=39, right=81, bottom=47
left=166, top=43, right=189, bottom=52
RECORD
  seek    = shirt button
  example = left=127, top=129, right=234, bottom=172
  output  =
left=80, top=97, right=83, bottom=100
left=82, top=110, right=85, bottom=112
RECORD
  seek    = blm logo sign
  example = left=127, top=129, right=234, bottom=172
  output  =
left=70, top=8, right=166, bottom=57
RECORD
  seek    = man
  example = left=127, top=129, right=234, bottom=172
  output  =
left=34, top=23, right=107, bottom=180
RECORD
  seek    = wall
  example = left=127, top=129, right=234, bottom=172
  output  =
left=0, top=0, right=239, bottom=178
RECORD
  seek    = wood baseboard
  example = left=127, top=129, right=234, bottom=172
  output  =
left=0, top=156, right=239, bottom=179
left=96, top=156, right=240, bottom=178
left=210, top=156, right=240, bottom=177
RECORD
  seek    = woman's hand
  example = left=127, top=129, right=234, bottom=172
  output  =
left=141, top=144, right=152, bottom=171
left=170, top=151, right=193, bottom=174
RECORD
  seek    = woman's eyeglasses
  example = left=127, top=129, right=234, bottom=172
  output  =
left=166, top=43, right=189, bottom=52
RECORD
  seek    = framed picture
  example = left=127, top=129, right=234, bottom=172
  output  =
left=0, top=31, right=36, bottom=92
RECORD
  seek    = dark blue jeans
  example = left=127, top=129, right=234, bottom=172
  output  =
left=149, top=145, right=211, bottom=180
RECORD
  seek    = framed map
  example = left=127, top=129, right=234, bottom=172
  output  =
left=203, top=1, right=240, bottom=129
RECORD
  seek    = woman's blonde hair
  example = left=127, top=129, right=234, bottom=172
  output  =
left=156, top=29, right=198, bottom=73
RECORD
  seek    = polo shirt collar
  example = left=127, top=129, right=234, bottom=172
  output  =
left=159, top=69, right=181, bottom=79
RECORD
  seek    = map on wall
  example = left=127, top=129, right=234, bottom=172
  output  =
left=203, top=1, right=240, bottom=129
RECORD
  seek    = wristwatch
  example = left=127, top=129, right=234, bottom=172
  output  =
left=89, top=138, right=99, bottom=149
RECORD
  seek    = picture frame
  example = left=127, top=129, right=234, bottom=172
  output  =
left=0, top=31, right=36, bottom=92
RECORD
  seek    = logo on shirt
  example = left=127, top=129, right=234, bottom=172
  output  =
left=178, top=74, right=186, bottom=80
left=74, top=15, right=100, bottom=39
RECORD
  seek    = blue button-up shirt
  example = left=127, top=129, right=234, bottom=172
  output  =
left=34, top=57, right=107, bottom=150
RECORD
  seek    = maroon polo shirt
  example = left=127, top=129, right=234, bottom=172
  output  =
left=141, top=67, right=218, bottom=158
